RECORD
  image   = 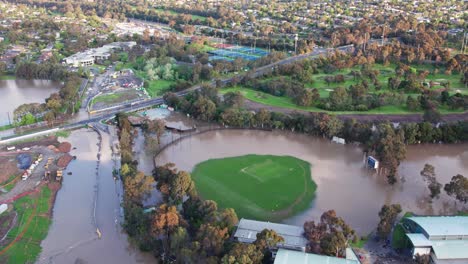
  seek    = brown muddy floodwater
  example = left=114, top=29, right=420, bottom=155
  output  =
left=155, top=129, right=468, bottom=235
left=38, top=128, right=154, bottom=264
left=0, top=79, right=60, bottom=126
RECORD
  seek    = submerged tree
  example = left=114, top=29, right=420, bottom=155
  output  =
left=420, top=164, right=442, bottom=199
left=444, top=174, right=468, bottom=204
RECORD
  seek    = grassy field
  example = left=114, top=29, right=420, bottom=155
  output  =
left=222, top=62, right=466, bottom=115
left=191, top=155, right=316, bottom=221
left=221, top=87, right=467, bottom=115
left=145, top=79, right=174, bottom=97
left=0, top=185, right=53, bottom=264
left=154, top=8, right=207, bottom=22
left=90, top=91, right=141, bottom=108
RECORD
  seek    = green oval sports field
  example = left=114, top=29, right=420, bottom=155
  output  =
left=191, top=154, right=316, bottom=221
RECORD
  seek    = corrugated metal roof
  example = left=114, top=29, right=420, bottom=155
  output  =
left=274, top=249, right=360, bottom=264
left=234, top=218, right=307, bottom=248
left=406, top=233, right=432, bottom=247
left=407, top=216, right=468, bottom=237
left=431, top=240, right=468, bottom=260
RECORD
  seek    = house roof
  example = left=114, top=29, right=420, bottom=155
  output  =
left=406, top=216, right=468, bottom=237
left=274, top=249, right=360, bottom=264
left=406, top=233, right=432, bottom=247
left=431, top=240, right=468, bottom=260
left=234, top=218, right=307, bottom=249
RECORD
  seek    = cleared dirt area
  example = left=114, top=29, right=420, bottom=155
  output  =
left=0, top=157, right=20, bottom=184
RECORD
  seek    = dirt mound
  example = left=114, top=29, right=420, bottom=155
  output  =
left=57, top=154, right=73, bottom=168
left=48, top=145, right=59, bottom=152
left=57, top=142, right=71, bottom=153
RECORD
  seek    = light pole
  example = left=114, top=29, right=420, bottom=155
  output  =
left=294, top=34, right=298, bottom=55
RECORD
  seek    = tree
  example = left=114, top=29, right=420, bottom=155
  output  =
left=377, top=204, right=402, bottom=239
left=223, top=91, right=244, bottom=107
left=444, top=174, right=468, bottom=204
left=254, top=229, right=284, bottom=253
left=406, top=96, right=419, bottom=111
left=193, top=96, right=216, bottom=121
left=221, top=243, right=263, bottom=264
left=196, top=224, right=229, bottom=257
left=423, top=106, right=441, bottom=123
left=169, top=171, right=196, bottom=204
left=123, top=171, right=155, bottom=203
left=19, top=113, right=36, bottom=126
left=143, top=119, right=166, bottom=144
left=303, top=210, right=355, bottom=257
left=420, top=164, right=442, bottom=199
left=151, top=204, right=184, bottom=256
left=373, top=123, right=406, bottom=184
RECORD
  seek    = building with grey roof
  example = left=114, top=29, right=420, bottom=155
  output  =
left=402, top=216, right=468, bottom=263
left=274, top=248, right=361, bottom=264
left=234, top=218, right=308, bottom=252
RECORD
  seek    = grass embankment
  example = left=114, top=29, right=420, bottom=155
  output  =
left=0, top=75, right=16, bottom=80
left=191, top=155, right=316, bottom=221
left=0, top=175, right=19, bottom=192
left=222, top=63, right=467, bottom=115
left=0, top=185, right=53, bottom=264
left=90, top=91, right=141, bottom=108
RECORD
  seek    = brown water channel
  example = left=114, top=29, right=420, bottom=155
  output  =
left=155, top=129, right=468, bottom=234
left=38, top=128, right=154, bottom=263
left=0, top=79, right=60, bottom=126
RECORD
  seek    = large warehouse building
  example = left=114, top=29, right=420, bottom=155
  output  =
left=402, top=216, right=468, bottom=264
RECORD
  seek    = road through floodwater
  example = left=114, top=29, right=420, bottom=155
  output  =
left=38, top=128, right=154, bottom=263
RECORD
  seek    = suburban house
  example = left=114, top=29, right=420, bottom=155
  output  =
left=402, top=216, right=468, bottom=263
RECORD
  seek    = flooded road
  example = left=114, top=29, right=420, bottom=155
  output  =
left=155, top=129, right=468, bottom=234
left=39, top=128, right=154, bottom=263
left=0, top=79, right=60, bottom=126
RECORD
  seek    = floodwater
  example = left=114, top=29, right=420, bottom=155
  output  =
left=38, top=128, right=154, bottom=263
left=0, top=79, right=60, bottom=126
left=155, top=129, right=468, bottom=234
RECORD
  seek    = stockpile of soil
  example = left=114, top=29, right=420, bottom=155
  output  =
left=56, top=154, right=73, bottom=168
left=57, top=142, right=71, bottom=153
left=48, top=145, right=59, bottom=152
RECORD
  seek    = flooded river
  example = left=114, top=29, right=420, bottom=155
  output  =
left=155, top=129, right=468, bottom=234
left=0, top=79, right=60, bottom=126
left=38, top=128, right=154, bottom=263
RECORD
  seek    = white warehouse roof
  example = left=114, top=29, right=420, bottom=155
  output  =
left=406, top=216, right=468, bottom=237
left=234, top=218, right=307, bottom=249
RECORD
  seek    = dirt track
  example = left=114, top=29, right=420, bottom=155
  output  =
left=243, top=99, right=468, bottom=123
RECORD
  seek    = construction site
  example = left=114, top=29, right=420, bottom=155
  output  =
left=0, top=136, right=74, bottom=263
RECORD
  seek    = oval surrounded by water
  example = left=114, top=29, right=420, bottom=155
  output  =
left=155, top=129, right=468, bottom=234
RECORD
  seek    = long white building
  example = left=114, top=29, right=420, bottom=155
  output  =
left=63, top=41, right=136, bottom=67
